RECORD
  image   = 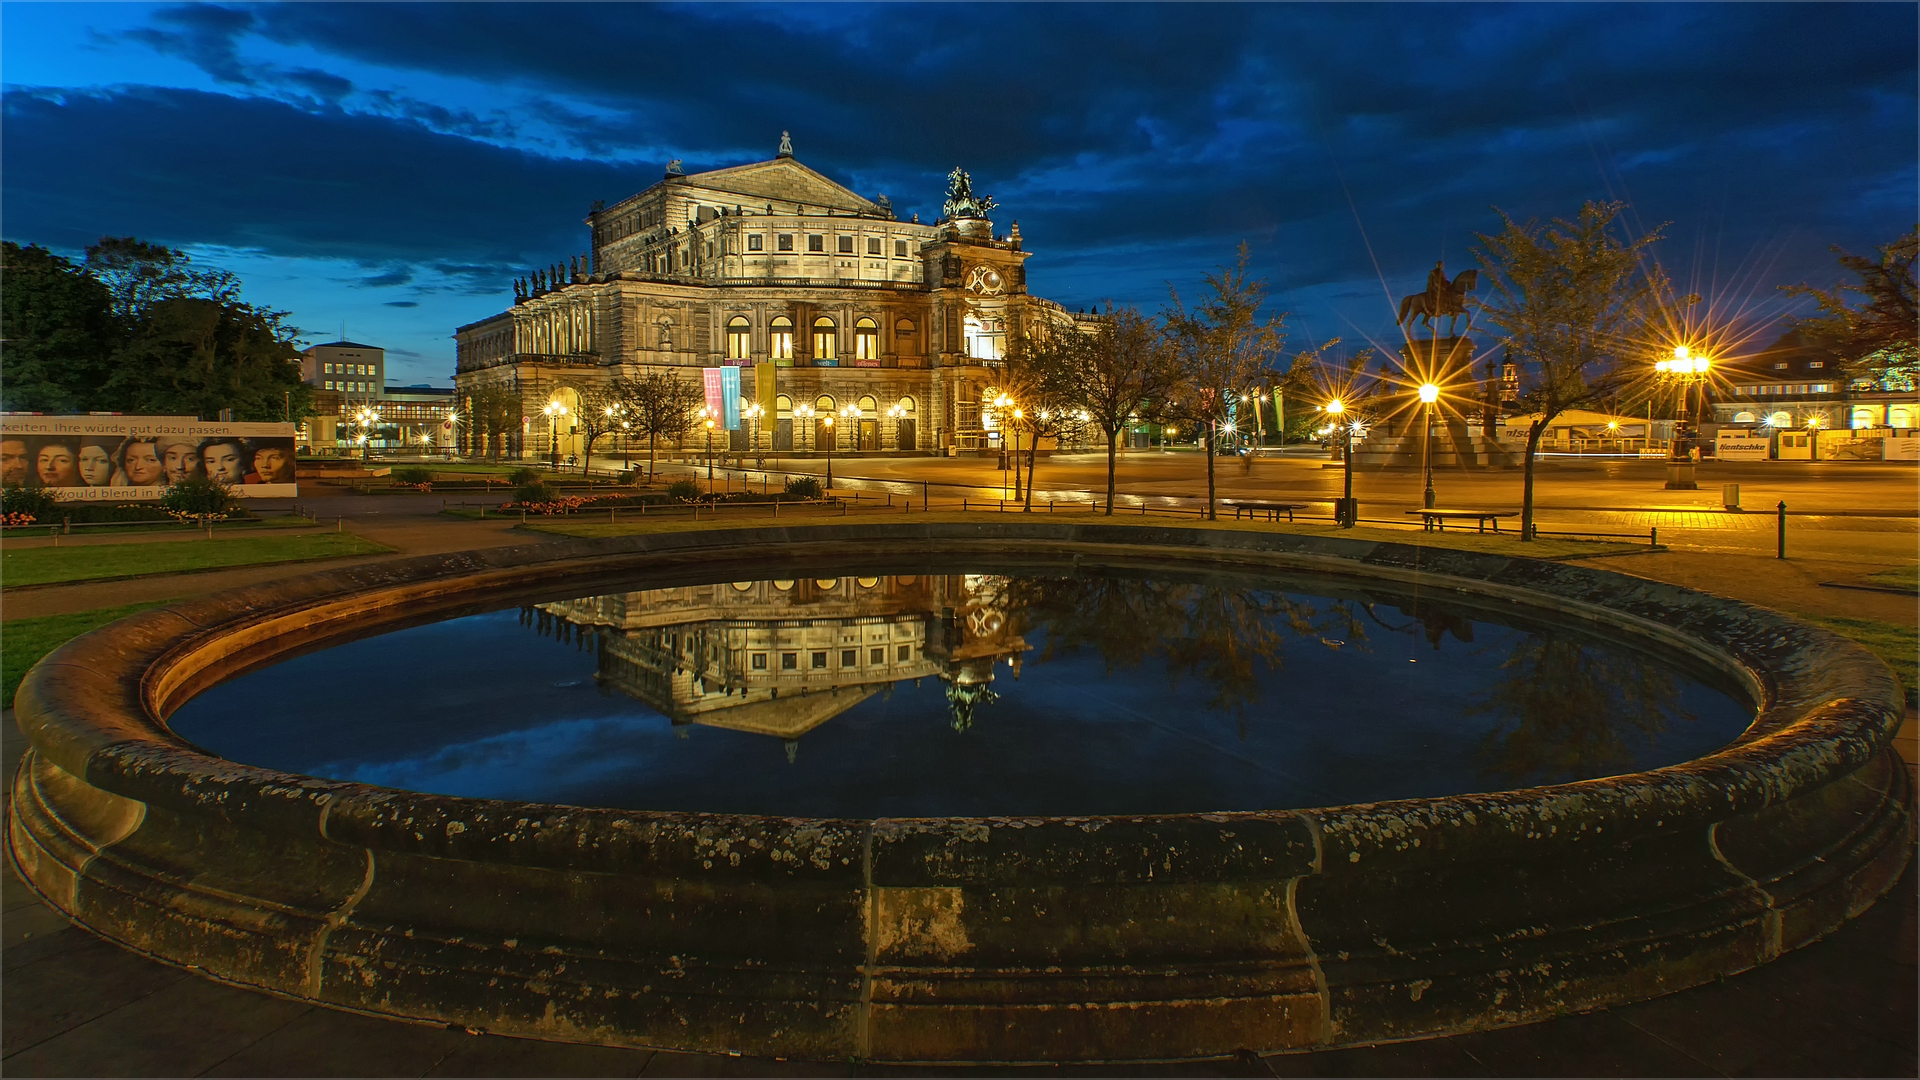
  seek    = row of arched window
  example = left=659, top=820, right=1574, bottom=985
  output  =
left=767, top=394, right=915, bottom=418
left=725, top=315, right=913, bottom=361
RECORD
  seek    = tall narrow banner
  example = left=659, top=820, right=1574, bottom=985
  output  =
left=719, top=365, right=742, bottom=431
left=702, top=367, right=725, bottom=426
left=755, top=362, right=778, bottom=415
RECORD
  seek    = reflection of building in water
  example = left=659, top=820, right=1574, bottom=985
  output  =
left=529, top=574, right=1028, bottom=742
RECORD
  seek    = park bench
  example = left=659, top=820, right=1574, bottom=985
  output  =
left=1408, top=509, right=1519, bottom=533
left=1223, top=500, right=1309, bottom=522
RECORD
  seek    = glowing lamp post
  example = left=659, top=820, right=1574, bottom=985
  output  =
left=1418, top=382, right=1440, bottom=509
left=542, top=400, right=568, bottom=469
left=703, top=415, right=716, bottom=493
left=1656, top=346, right=1711, bottom=490
left=821, top=413, right=836, bottom=489
left=1326, top=399, right=1356, bottom=527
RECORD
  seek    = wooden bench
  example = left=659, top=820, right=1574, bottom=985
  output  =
left=1224, top=500, right=1309, bottom=522
left=1408, top=509, right=1519, bottom=533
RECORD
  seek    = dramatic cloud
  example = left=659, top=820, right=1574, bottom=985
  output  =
left=5, top=2, right=1913, bottom=382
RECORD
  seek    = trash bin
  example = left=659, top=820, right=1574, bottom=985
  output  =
left=1723, top=483, right=1741, bottom=510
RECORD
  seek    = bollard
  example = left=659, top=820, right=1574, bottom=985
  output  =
left=923, top=481, right=930, bottom=511
left=1777, top=500, right=1787, bottom=559
left=337, top=516, right=343, bottom=533
left=1650, top=526, right=1658, bottom=547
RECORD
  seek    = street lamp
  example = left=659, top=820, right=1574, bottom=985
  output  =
left=1418, top=382, right=1440, bottom=509
left=542, top=400, right=567, bottom=469
left=1011, top=406, right=1024, bottom=501
left=1655, top=345, right=1711, bottom=489
left=821, top=412, right=836, bottom=488
left=704, top=416, right=716, bottom=492
left=743, top=403, right=765, bottom=461
left=840, top=402, right=863, bottom=456
left=1325, top=399, right=1355, bottom=527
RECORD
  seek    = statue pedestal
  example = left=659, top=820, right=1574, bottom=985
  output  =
left=1664, top=460, right=1699, bottom=490
left=1399, top=336, right=1477, bottom=374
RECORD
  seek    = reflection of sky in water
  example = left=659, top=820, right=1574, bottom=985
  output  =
left=168, top=584, right=1755, bottom=817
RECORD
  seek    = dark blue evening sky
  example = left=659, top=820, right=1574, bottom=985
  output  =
left=4, top=3, right=1913, bottom=386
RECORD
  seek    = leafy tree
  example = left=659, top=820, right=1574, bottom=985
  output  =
left=1164, top=244, right=1296, bottom=519
left=106, top=296, right=313, bottom=421
left=462, top=384, right=523, bottom=459
left=85, top=236, right=240, bottom=322
left=1070, top=304, right=1182, bottom=515
left=1474, top=201, right=1670, bottom=541
left=1001, top=324, right=1083, bottom=510
left=0, top=243, right=121, bottom=413
left=1469, top=633, right=1691, bottom=786
left=570, top=383, right=626, bottom=476
left=1782, top=226, right=1918, bottom=389
left=614, top=372, right=701, bottom=479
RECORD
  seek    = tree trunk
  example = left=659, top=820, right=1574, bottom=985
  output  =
left=1023, top=438, right=1037, bottom=512
left=648, top=432, right=658, bottom=481
left=581, top=434, right=593, bottom=477
left=1205, top=421, right=1217, bottom=520
left=1104, top=428, right=1119, bottom=514
left=1519, top=413, right=1555, bottom=541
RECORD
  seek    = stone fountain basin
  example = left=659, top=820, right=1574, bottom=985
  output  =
left=8, top=522, right=1911, bottom=1063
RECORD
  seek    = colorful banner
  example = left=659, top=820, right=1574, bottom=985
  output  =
left=754, top=362, right=778, bottom=415
left=702, top=368, right=725, bottom=426
left=0, top=415, right=299, bottom=499
left=719, top=366, right=742, bottom=431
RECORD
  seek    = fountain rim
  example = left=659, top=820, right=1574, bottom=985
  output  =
left=15, top=520, right=1903, bottom=858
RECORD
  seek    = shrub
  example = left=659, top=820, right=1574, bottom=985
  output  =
left=1, top=483, right=59, bottom=524
left=783, top=475, right=823, bottom=499
left=665, top=479, right=702, bottom=501
left=514, top=479, right=558, bottom=504
left=160, top=477, right=235, bottom=516
left=508, top=467, right=543, bottom=485
left=390, top=466, right=434, bottom=485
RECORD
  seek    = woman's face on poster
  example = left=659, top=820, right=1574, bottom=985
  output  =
left=251, top=446, right=294, bottom=482
left=36, top=444, right=79, bottom=486
left=78, top=444, right=115, bottom=485
left=123, top=442, right=164, bottom=485
left=203, top=442, right=248, bottom=483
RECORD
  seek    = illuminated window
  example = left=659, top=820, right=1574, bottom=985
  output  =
left=748, top=234, right=764, bottom=252
left=813, top=316, right=837, bottom=360
left=838, top=235, right=854, bottom=254
left=855, top=318, right=879, bottom=360
left=727, top=316, right=751, bottom=360
left=770, top=316, right=794, bottom=359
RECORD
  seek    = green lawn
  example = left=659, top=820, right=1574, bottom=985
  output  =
left=2, top=532, right=391, bottom=588
left=3, top=601, right=173, bottom=707
left=1804, top=615, right=1918, bottom=707
left=1863, top=565, right=1919, bottom=593
left=516, top=510, right=1655, bottom=559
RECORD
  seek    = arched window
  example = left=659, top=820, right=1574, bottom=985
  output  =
left=854, top=317, right=879, bottom=361
left=897, top=396, right=917, bottom=415
left=895, top=318, right=916, bottom=353
left=775, top=394, right=793, bottom=420
left=770, top=316, right=794, bottom=360
left=858, top=395, right=877, bottom=412
left=727, top=316, right=751, bottom=360
left=813, top=316, right=837, bottom=361
left=815, top=394, right=836, bottom=412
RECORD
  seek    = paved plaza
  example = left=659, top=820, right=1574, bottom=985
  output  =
left=3, top=461, right=1914, bottom=1077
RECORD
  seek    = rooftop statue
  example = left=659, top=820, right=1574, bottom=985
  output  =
left=1398, top=260, right=1478, bottom=335
left=943, top=167, right=996, bottom=220
left=777, top=130, right=793, bottom=157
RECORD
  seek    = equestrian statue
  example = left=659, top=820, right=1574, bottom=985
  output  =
left=1398, top=261, right=1478, bottom=335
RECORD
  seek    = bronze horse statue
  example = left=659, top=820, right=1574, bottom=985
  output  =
left=1399, top=268, right=1478, bottom=335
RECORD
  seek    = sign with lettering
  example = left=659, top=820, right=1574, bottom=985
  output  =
left=1714, top=431, right=1771, bottom=461
left=0, top=415, right=299, bottom=499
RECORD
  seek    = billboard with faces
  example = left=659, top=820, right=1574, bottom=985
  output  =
left=0, top=416, right=298, bottom=499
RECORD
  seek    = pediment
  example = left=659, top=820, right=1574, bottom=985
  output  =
left=680, top=158, right=881, bottom=214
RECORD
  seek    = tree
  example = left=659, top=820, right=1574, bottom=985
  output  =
left=1164, top=244, right=1295, bottom=519
left=614, top=371, right=701, bottom=479
left=0, top=242, right=121, bottom=413
left=105, top=296, right=314, bottom=422
left=1000, top=323, right=1082, bottom=510
left=1474, top=201, right=1670, bottom=541
left=1782, top=227, right=1918, bottom=389
left=85, top=236, right=240, bottom=323
left=461, top=384, right=522, bottom=459
left=571, top=383, right=625, bottom=476
left=1071, top=303, right=1182, bottom=514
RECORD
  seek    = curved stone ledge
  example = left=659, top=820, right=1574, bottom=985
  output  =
left=8, top=522, right=1912, bottom=1063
